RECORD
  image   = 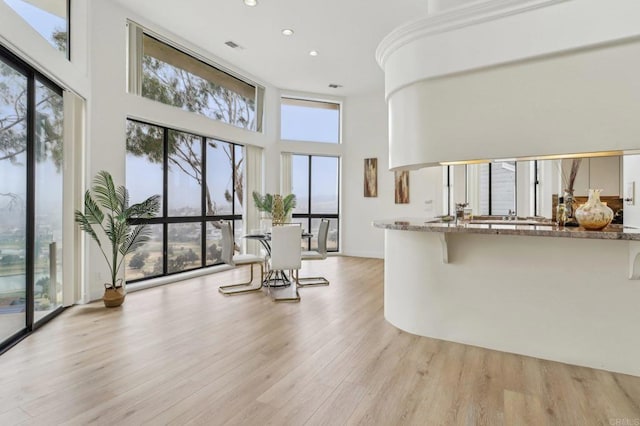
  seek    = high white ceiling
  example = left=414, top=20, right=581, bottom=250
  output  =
left=110, top=0, right=429, bottom=96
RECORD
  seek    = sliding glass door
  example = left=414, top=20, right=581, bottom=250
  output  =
left=0, top=58, right=28, bottom=343
left=0, top=46, right=64, bottom=351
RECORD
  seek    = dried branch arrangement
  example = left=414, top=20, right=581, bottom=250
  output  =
left=562, top=158, right=582, bottom=194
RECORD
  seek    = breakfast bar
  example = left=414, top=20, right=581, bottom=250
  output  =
left=373, top=218, right=640, bottom=376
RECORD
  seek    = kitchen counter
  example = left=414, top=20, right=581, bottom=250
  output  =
left=373, top=218, right=640, bottom=241
left=374, top=217, right=640, bottom=377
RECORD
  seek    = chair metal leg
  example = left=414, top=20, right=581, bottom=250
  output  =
left=219, top=263, right=264, bottom=295
left=270, top=269, right=301, bottom=302
left=296, top=276, right=330, bottom=287
left=295, top=267, right=330, bottom=287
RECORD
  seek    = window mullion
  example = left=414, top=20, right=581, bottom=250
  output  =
left=307, top=155, right=312, bottom=251
left=201, top=136, right=206, bottom=267
left=162, top=128, right=169, bottom=275
left=25, top=71, right=35, bottom=331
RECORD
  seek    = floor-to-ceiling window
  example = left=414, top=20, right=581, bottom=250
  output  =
left=281, top=96, right=341, bottom=252
left=124, top=22, right=262, bottom=283
left=0, top=46, right=64, bottom=351
left=125, top=120, right=244, bottom=282
left=291, top=155, right=340, bottom=252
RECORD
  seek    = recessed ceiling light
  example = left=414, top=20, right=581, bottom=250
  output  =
left=243, top=0, right=258, bottom=6
left=281, top=29, right=294, bottom=36
left=309, top=50, right=318, bottom=56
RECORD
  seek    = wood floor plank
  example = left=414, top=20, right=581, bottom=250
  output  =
left=0, top=256, right=639, bottom=425
left=504, top=389, right=548, bottom=426
left=0, top=408, right=31, bottom=425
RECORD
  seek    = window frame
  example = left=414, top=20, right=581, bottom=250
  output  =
left=291, top=154, right=340, bottom=252
left=127, top=21, right=264, bottom=133
left=3, top=0, right=70, bottom=59
left=280, top=96, right=342, bottom=144
left=125, top=119, right=244, bottom=283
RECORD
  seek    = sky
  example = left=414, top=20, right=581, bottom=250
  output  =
left=284, top=105, right=340, bottom=212
left=4, top=0, right=66, bottom=50
left=281, top=105, right=339, bottom=144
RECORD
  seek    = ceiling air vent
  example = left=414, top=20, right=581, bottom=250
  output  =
left=225, top=40, right=243, bottom=49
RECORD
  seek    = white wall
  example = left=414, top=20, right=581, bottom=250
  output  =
left=427, top=0, right=473, bottom=14
left=342, top=90, right=443, bottom=258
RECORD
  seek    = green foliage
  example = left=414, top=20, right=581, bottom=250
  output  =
left=74, top=171, right=160, bottom=286
left=0, top=254, right=20, bottom=265
left=1, top=61, right=63, bottom=170
left=167, top=249, right=200, bottom=274
left=252, top=191, right=296, bottom=218
left=252, top=192, right=273, bottom=214
left=147, top=257, right=163, bottom=277
left=282, top=194, right=296, bottom=217
left=35, top=276, right=50, bottom=297
left=128, top=251, right=149, bottom=269
left=52, top=29, right=68, bottom=53
left=207, top=243, right=222, bottom=264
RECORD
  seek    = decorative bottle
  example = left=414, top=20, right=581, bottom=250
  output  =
left=574, top=189, right=614, bottom=230
left=556, top=196, right=567, bottom=227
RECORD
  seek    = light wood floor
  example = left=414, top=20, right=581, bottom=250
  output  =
left=1, top=256, right=639, bottom=425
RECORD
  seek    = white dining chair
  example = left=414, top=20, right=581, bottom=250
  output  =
left=218, top=221, right=265, bottom=295
left=297, top=218, right=330, bottom=287
left=268, top=223, right=302, bottom=302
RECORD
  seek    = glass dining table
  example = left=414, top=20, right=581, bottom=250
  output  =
left=243, top=230, right=313, bottom=288
left=243, top=231, right=312, bottom=255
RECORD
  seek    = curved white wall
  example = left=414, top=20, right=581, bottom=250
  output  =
left=384, top=229, right=640, bottom=376
left=378, top=0, right=640, bottom=169
left=387, top=38, right=640, bottom=169
left=379, top=0, right=640, bottom=97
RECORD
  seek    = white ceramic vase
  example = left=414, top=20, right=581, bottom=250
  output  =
left=575, top=189, right=613, bottom=230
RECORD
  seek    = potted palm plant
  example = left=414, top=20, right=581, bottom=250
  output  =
left=75, top=171, right=160, bottom=307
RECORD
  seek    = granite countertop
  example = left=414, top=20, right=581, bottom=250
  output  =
left=373, top=218, right=640, bottom=241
